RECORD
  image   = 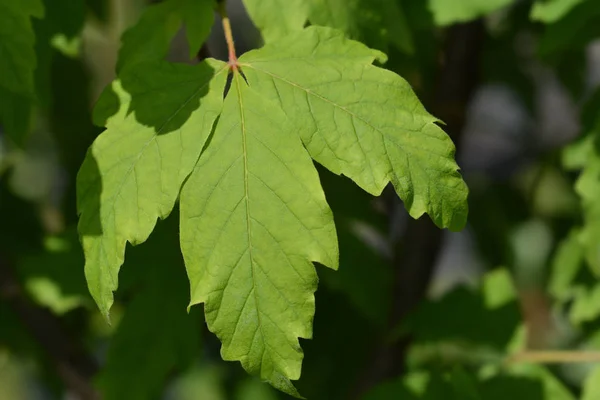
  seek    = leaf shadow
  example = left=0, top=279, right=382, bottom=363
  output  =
left=77, top=151, right=103, bottom=236
left=79, top=61, right=220, bottom=240
left=96, top=61, right=220, bottom=136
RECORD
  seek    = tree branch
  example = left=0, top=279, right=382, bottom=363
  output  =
left=508, top=351, right=600, bottom=364
left=354, top=19, right=485, bottom=396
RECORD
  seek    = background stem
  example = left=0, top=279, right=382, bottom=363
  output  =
left=218, top=1, right=238, bottom=69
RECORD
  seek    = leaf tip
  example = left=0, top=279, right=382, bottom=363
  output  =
left=373, top=49, right=388, bottom=65
left=266, top=372, right=304, bottom=398
left=99, top=305, right=112, bottom=325
left=91, top=290, right=114, bottom=325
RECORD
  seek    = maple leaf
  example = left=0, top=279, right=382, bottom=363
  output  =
left=78, top=26, right=468, bottom=396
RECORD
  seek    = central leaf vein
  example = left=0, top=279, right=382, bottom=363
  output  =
left=234, top=72, right=266, bottom=366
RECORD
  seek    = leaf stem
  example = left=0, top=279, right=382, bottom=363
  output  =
left=507, top=350, right=600, bottom=364
left=218, top=2, right=238, bottom=71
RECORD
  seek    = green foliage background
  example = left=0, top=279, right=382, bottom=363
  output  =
left=1, top=0, right=600, bottom=399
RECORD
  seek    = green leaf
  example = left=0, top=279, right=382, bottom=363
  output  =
left=242, top=0, right=413, bottom=53
left=575, top=150, right=600, bottom=275
left=77, top=60, right=227, bottom=318
left=531, top=0, right=586, bottom=23
left=180, top=75, right=339, bottom=397
left=570, top=284, right=600, bottom=325
left=562, top=89, right=600, bottom=170
left=562, top=135, right=594, bottom=171
left=427, top=0, right=516, bottom=26
left=18, top=231, right=90, bottom=314
left=307, top=0, right=413, bottom=53
left=0, top=88, right=32, bottom=145
left=181, top=0, right=216, bottom=59
left=79, top=26, right=468, bottom=395
left=483, top=268, right=518, bottom=309
left=582, top=366, right=600, bottom=400
left=117, top=0, right=215, bottom=71
left=0, top=0, right=43, bottom=96
left=564, top=91, right=600, bottom=281
left=0, top=0, right=43, bottom=144
left=538, top=0, right=600, bottom=57
left=240, top=27, right=468, bottom=230
left=242, top=0, right=308, bottom=43
left=549, top=229, right=584, bottom=301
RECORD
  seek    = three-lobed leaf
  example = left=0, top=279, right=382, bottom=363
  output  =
left=78, top=25, right=468, bottom=395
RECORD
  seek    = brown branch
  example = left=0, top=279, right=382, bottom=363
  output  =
left=218, top=1, right=238, bottom=70
left=354, top=19, right=485, bottom=397
left=0, top=255, right=99, bottom=399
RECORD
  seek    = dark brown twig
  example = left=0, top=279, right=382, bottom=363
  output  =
left=354, top=20, right=485, bottom=396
